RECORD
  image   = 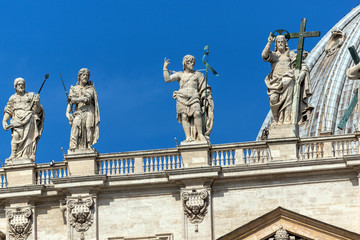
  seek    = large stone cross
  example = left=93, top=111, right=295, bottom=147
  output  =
left=289, top=18, right=320, bottom=124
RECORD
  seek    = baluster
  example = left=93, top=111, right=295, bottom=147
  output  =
left=103, top=160, right=107, bottom=175
left=179, top=155, right=182, bottom=168
left=250, top=149, right=255, bottom=163
left=260, top=148, right=265, bottom=163
left=100, top=160, right=104, bottom=174
left=225, top=150, right=229, bottom=165
left=124, top=159, right=127, bottom=173
left=299, top=144, right=303, bottom=160
left=145, top=157, right=149, bottom=172
left=264, top=147, right=269, bottom=163
left=150, top=157, right=154, bottom=172
left=211, top=151, right=215, bottom=166
left=45, top=170, right=49, bottom=184
left=215, top=151, right=219, bottom=166
left=49, top=169, right=53, bottom=184
left=113, top=160, right=117, bottom=175
left=170, top=155, right=174, bottom=169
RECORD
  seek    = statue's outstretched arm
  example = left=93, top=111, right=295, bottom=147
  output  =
left=163, top=57, right=179, bottom=83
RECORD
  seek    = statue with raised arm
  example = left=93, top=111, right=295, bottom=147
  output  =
left=66, top=68, right=100, bottom=152
left=163, top=55, right=214, bottom=144
left=2, top=78, right=44, bottom=163
left=262, top=33, right=313, bottom=125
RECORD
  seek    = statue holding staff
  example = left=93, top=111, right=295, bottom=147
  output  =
left=163, top=55, right=214, bottom=144
left=66, top=68, right=100, bottom=152
left=2, top=77, right=45, bottom=162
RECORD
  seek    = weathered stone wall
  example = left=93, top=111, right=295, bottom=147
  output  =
left=97, top=189, right=184, bottom=239
left=212, top=170, right=360, bottom=239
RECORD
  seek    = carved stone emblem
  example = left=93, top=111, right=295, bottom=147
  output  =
left=274, top=226, right=289, bottom=240
left=326, top=30, right=345, bottom=56
left=7, top=208, right=32, bottom=240
left=67, top=196, right=94, bottom=239
left=182, top=189, right=209, bottom=224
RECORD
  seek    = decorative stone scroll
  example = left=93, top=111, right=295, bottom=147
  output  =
left=7, top=207, right=32, bottom=240
left=181, top=188, right=209, bottom=231
left=67, top=195, right=94, bottom=240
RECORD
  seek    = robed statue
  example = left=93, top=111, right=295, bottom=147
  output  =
left=262, top=34, right=313, bottom=125
left=2, top=78, right=44, bottom=163
left=163, top=55, right=214, bottom=144
left=66, top=68, right=100, bottom=152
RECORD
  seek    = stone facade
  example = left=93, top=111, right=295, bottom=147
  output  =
left=0, top=135, right=359, bottom=239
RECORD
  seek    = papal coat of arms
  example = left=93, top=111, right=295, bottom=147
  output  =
left=181, top=189, right=209, bottom=224
left=7, top=208, right=32, bottom=240
left=67, top=196, right=94, bottom=240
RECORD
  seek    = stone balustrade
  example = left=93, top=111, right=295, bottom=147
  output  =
left=210, top=141, right=269, bottom=166
left=36, top=162, right=68, bottom=185
left=1, top=133, right=360, bottom=187
left=98, top=148, right=182, bottom=175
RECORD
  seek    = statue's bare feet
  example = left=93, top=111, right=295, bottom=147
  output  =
left=197, top=135, right=206, bottom=142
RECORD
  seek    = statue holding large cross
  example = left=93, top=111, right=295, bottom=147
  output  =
left=262, top=19, right=320, bottom=131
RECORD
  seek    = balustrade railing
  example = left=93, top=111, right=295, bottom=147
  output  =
left=211, top=142, right=269, bottom=166
left=298, top=135, right=359, bottom=160
left=2, top=134, right=360, bottom=187
left=36, top=162, right=68, bottom=185
left=99, top=158, right=134, bottom=175
left=98, top=148, right=181, bottom=175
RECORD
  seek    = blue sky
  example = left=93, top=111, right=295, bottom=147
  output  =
left=0, top=1, right=358, bottom=164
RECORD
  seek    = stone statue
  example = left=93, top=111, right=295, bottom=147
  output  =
left=262, top=34, right=313, bottom=125
left=66, top=68, right=100, bottom=152
left=346, top=60, right=360, bottom=129
left=163, top=55, right=214, bottom=143
left=2, top=78, right=44, bottom=162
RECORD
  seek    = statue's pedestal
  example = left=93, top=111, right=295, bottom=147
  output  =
left=268, top=123, right=298, bottom=139
left=4, top=162, right=36, bottom=187
left=267, top=124, right=298, bottom=162
left=65, top=149, right=99, bottom=176
left=178, top=141, right=211, bottom=167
